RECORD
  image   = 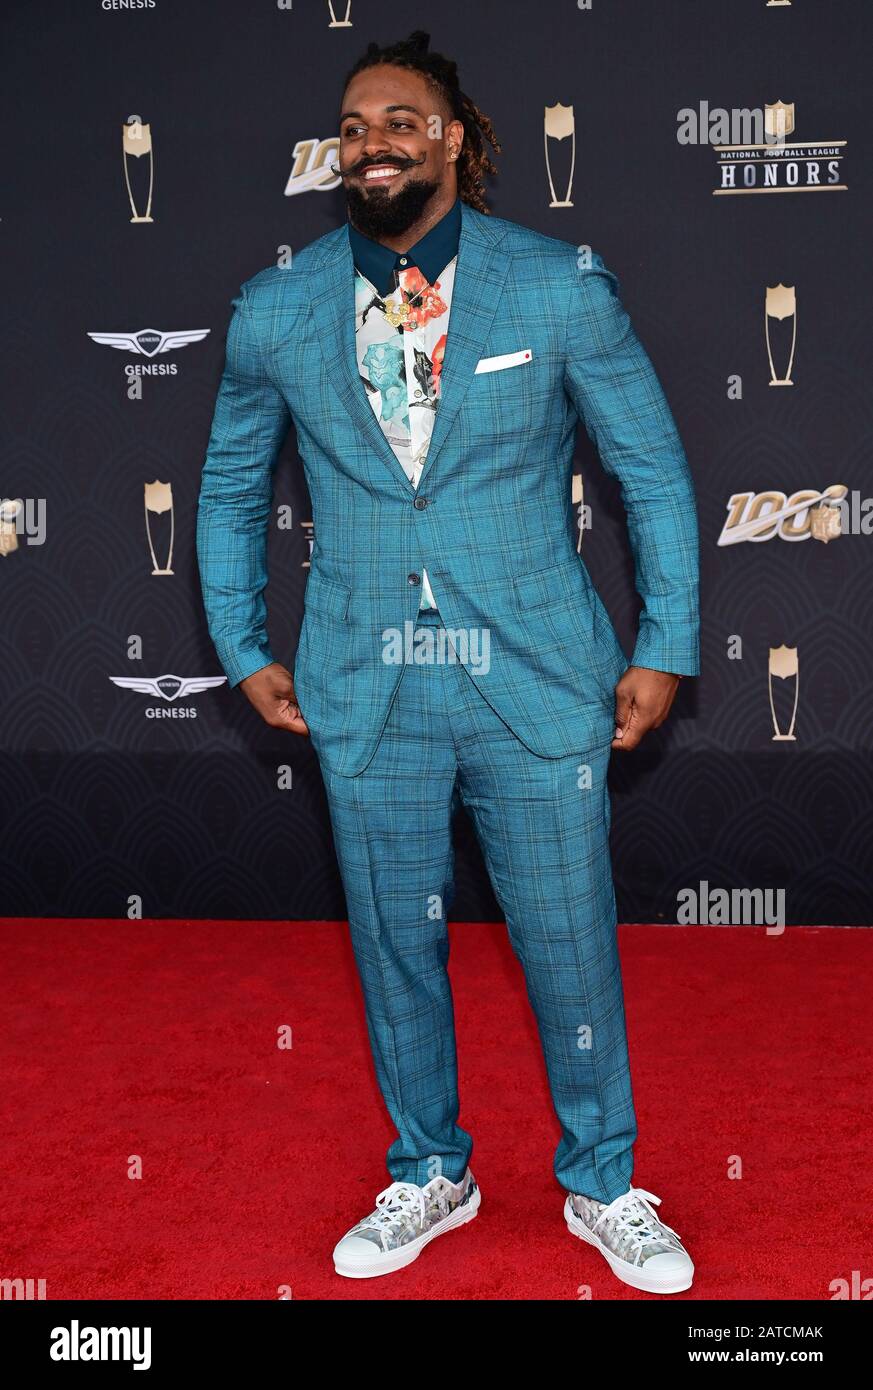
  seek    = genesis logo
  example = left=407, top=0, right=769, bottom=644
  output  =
left=109, top=674, right=226, bottom=718
left=88, top=328, right=210, bottom=356
left=110, top=675, right=226, bottom=700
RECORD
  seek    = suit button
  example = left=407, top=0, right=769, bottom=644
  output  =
left=407, top=572, right=421, bottom=586
left=413, top=496, right=428, bottom=510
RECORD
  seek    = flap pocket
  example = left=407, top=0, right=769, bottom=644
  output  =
left=304, top=568, right=352, bottom=622
left=514, top=560, right=582, bottom=614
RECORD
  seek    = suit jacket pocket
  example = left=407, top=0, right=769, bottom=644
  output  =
left=513, top=560, right=583, bottom=615
left=303, top=568, right=352, bottom=623
left=513, top=559, right=626, bottom=703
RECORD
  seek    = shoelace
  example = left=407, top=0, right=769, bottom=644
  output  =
left=358, top=1177, right=457, bottom=1250
left=358, top=1182, right=429, bottom=1250
left=590, top=1186, right=684, bottom=1264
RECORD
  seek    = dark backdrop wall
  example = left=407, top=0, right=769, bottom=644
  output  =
left=2, top=0, right=871, bottom=924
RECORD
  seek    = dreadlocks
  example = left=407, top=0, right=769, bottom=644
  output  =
left=342, top=29, right=500, bottom=213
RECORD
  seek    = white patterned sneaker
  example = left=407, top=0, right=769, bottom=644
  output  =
left=564, top=1185, right=694, bottom=1294
left=333, top=1169, right=480, bottom=1278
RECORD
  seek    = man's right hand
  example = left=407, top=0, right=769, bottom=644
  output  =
left=239, top=662, right=309, bottom=735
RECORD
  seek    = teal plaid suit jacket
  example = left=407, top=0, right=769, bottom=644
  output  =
left=196, top=201, right=699, bottom=776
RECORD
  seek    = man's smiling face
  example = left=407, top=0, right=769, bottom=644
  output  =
left=339, top=64, right=463, bottom=239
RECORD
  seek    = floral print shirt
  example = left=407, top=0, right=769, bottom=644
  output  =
left=354, top=258, right=458, bottom=610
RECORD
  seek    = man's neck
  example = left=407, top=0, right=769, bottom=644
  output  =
left=349, top=190, right=457, bottom=255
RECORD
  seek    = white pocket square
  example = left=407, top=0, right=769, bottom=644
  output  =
left=474, top=348, right=533, bottom=374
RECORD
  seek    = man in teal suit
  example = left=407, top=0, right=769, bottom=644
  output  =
left=197, top=31, right=699, bottom=1294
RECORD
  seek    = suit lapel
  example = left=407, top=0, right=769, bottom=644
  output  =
left=415, top=203, right=511, bottom=492
left=310, top=201, right=511, bottom=496
left=310, top=238, right=414, bottom=495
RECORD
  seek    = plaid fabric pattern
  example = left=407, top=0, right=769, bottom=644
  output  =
left=196, top=201, right=699, bottom=777
left=321, top=620, right=637, bottom=1200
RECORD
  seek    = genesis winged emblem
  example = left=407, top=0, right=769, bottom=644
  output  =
left=87, top=328, right=210, bottom=357
left=109, top=675, right=227, bottom=701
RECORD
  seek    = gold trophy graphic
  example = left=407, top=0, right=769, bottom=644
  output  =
left=544, top=103, right=575, bottom=208
left=572, top=473, right=584, bottom=552
left=301, top=520, right=314, bottom=567
left=123, top=116, right=154, bottom=223
left=0, top=498, right=24, bottom=556
left=144, top=480, right=174, bottom=575
left=768, top=645, right=799, bottom=741
left=327, top=0, right=352, bottom=25
left=765, top=284, right=796, bottom=385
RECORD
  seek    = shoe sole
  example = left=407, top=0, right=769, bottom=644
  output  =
left=334, top=1185, right=481, bottom=1279
left=564, top=1197, right=694, bottom=1295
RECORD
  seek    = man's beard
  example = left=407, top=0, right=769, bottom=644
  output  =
left=345, top=173, right=441, bottom=240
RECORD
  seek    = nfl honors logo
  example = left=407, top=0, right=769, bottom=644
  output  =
left=714, top=98, right=848, bottom=195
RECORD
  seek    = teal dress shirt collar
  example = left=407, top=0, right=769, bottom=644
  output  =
left=348, top=196, right=462, bottom=297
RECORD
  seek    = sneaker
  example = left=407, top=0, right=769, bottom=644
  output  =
left=564, top=1185, right=694, bottom=1294
left=333, top=1168, right=480, bottom=1278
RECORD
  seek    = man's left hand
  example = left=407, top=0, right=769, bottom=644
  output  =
left=612, top=666, right=682, bottom=751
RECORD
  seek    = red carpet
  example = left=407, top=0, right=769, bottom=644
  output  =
left=0, top=919, right=869, bottom=1300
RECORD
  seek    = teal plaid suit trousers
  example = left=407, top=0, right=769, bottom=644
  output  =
left=319, top=609, right=636, bottom=1201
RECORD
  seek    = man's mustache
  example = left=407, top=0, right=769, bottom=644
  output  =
left=330, top=152, right=428, bottom=179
